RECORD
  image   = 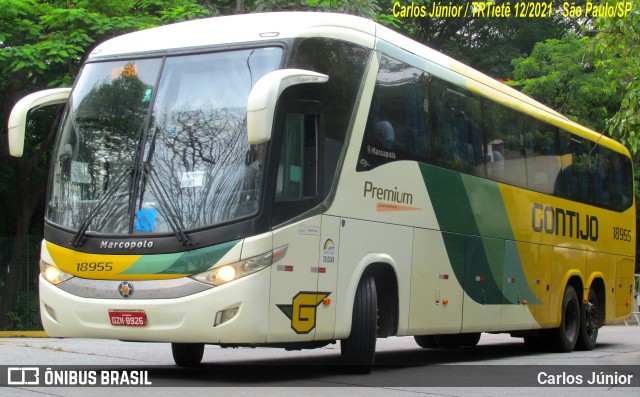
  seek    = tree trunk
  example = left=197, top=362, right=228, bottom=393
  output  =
left=235, top=0, right=245, bottom=14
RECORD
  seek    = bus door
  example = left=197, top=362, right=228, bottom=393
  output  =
left=268, top=100, right=329, bottom=342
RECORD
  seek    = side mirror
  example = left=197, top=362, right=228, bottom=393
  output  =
left=247, top=69, right=328, bottom=144
left=8, top=88, right=71, bottom=157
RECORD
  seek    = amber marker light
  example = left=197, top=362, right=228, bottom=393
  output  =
left=442, top=299, right=449, bottom=305
left=323, top=298, right=331, bottom=305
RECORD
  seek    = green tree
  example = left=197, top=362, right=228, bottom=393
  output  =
left=593, top=0, right=640, bottom=157
left=0, top=0, right=210, bottom=329
left=510, top=33, right=622, bottom=133
left=377, top=0, right=575, bottom=78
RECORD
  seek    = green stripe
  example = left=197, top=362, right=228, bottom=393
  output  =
left=420, top=163, right=538, bottom=305
left=120, top=239, right=241, bottom=275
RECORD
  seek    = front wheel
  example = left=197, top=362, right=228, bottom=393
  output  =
left=171, top=343, right=204, bottom=366
left=341, top=275, right=377, bottom=373
left=550, top=285, right=580, bottom=352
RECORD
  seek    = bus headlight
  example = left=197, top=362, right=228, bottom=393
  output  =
left=192, top=245, right=287, bottom=287
left=40, top=260, right=74, bottom=285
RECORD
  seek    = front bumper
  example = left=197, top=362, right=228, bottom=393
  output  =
left=39, top=269, right=271, bottom=344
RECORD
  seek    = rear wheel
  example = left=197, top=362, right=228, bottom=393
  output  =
left=550, top=285, right=580, bottom=352
left=341, top=275, right=377, bottom=373
left=171, top=343, right=204, bottom=367
left=523, top=331, right=545, bottom=351
left=576, top=287, right=600, bottom=351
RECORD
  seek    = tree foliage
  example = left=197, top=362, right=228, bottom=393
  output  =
left=593, top=0, right=640, bottom=156
left=0, top=0, right=210, bottom=329
left=510, top=33, right=622, bottom=133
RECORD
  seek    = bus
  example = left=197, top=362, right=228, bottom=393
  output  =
left=8, top=12, right=636, bottom=372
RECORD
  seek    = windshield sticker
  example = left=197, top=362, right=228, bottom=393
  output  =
left=141, top=88, right=153, bottom=104
left=180, top=171, right=205, bottom=188
left=135, top=208, right=157, bottom=232
left=70, top=161, right=91, bottom=184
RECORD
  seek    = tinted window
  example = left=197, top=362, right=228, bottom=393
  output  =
left=482, top=101, right=527, bottom=186
left=287, top=38, right=370, bottom=145
left=356, top=52, right=632, bottom=212
left=358, top=54, right=430, bottom=170
left=431, top=79, right=485, bottom=176
left=524, top=118, right=560, bottom=194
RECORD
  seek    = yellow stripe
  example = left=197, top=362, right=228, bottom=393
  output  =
left=46, top=241, right=142, bottom=279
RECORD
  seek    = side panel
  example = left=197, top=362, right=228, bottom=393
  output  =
left=315, top=215, right=341, bottom=340
left=614, top=255, right=635, bottom=321
left=517, top=241, right=553, bottom=327
left=268, top=217, right=321, bottom=343
left=408, top=228, right=463, bottom=335
left=335, top=218, right=413, bottom=339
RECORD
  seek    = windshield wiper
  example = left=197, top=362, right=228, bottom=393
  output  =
left=71, top=167, right=134, bottom=247
left=140, top=163, right=194, bottom=246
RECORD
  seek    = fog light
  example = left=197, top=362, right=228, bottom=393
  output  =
left=214, top=307, right=239, bottom=327
left=44, top=304, right=58, bottom=322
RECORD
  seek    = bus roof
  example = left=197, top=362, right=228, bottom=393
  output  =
left=89, top=12, right=377, bottom=59
left=89, top=12, right=629, bottom=157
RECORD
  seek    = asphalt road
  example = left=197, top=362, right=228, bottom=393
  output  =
left=1, top=325, right=639, bottom=396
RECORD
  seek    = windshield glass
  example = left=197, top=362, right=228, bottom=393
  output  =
left=47, top=47, right=282, bottom=235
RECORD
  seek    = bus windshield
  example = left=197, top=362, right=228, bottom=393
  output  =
left=47, top=47, right=283, bottom=236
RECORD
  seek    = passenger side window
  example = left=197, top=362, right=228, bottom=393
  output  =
left=558, top=132, right=592, bottom=203
left=357, top=54, right=431, bottom=171
left=483, top=101, right=526, bottom=186
left=431, top=80, right=484, bottom=176
left=524, top=118, right=560, bottom=194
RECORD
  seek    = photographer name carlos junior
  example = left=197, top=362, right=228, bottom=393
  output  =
left=538, top=371, right=634, bottom=385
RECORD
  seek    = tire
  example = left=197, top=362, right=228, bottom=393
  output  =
left=576, top=287, right=600, bottom=351
left=415, top=333, right=480, bottom=349
left=341, top=275, right=377, bottom=373
left=436, top=333, right=481, bottom=348
left=414, top=335, right=438, bottom=348
left=459, top=332, right=481, bottom=347
left=550, top=285, right=580, bottom=352
left=171, top=343, right=205, bottom=367
left=523, top=331, right=546, bottom=351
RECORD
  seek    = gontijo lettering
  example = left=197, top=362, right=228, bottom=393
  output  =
left=531, top=203, right=598, bottom=242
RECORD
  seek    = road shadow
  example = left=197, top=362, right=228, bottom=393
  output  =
left=117, top=340, right=588, bottom=387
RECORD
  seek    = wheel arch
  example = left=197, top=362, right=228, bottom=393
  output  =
left=335, top=254, right=399, bottom=339
left=586, top=275, right=606, bottom=326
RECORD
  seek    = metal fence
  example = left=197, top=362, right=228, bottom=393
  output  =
left=0, top=235, right=43, bottom=330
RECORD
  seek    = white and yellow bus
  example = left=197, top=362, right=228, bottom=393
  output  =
left=8, top=12, right=636, bottom=371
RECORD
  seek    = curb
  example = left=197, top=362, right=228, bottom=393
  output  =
left=0, top=331, right=48, bottom=338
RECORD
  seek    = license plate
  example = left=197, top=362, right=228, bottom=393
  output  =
left=108, top=310, right=147, bottom=327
